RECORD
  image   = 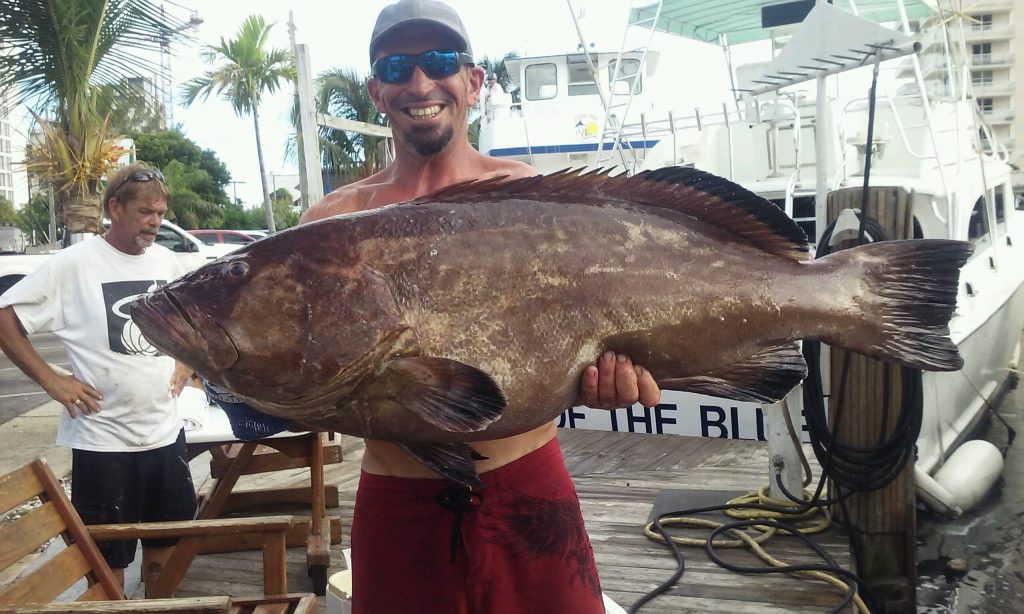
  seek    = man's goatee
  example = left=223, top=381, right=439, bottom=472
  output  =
left=407, top=125, right=454, bottom=157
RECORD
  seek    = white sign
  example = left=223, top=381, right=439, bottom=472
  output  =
left=556, top=389, right=811, bottom=442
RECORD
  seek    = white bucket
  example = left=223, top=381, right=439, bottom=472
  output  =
left=325, top=570, right=352, bottom=614
left=326, top=549, right=353, bottom=614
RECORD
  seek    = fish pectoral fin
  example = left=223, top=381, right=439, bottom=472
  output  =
left=385, top=357, right=507, bottom=432
left=660, top=343, right=807, bottom=404
left=398, top=442, right=487, bottom=489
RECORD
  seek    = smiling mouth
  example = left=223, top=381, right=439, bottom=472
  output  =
left=406, top=104, right=443, bottom=120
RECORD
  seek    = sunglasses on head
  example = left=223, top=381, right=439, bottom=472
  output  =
left=372, top=50, right=475, bottom=84
left=127, top=169, right=165, bottom=184
left=111, top=169, right=165, bottom=199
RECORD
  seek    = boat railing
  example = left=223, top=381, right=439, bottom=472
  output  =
left=840, top=94, right=935, bottom=163
left=615, top=97, right=812, bottom=180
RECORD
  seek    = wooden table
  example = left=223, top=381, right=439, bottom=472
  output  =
left=177, top=392, right=343, bottom=595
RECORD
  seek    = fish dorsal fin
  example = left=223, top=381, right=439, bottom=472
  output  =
left=413, top=167, right=810, bottom=260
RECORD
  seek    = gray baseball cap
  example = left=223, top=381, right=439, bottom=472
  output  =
left=369, top=0, right=473, bottom=62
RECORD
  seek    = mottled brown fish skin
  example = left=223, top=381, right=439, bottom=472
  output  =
left=133, top=187, right=949, bottom=444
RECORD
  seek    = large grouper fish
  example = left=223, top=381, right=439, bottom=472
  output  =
left=132, top=167, right=971, bottom=487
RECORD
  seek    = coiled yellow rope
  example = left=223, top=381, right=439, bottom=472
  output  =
left=640, top=400, right=871, bottom=613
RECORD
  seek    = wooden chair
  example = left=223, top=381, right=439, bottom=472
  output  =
left=3, top=594, right=316, bottom=614
left=0, top=458, right=315, bottom=613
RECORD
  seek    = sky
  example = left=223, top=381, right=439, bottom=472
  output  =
left=167, top=0, right=740, bottom=206
left=7, top=0, right=739, bottom=208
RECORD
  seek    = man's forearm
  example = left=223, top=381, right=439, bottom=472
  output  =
left=0, top=307, right=59, bottom=390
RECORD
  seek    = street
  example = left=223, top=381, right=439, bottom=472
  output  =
left=0, top=332, right=68, bottom=425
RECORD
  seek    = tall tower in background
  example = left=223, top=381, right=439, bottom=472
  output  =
left=961, top=0, right=1022, bottom=187
left=0, top=89, right=15, bottom=205
left=911, top=1, right=1022, bottom=187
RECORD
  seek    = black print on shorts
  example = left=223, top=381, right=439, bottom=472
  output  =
left=102, top=280, right=166, bottom=356
left=482, top=490, right=602, bottom=597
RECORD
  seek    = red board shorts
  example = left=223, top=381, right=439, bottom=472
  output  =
left=351, top=437, right=604, bottom=614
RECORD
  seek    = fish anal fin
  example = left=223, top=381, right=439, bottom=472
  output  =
left=398, top=442, right=485, bottom=489
left=384, top=356, right=506, bottom=432
left=410, top=166, right=809, bottom=261
left=661, top=344, right=808, bottom=404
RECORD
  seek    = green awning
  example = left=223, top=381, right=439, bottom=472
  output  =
left=629, top=0, right=938, bottom=45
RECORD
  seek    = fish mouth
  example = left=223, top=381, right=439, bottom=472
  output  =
left=132, top=290, right=239, bottom=374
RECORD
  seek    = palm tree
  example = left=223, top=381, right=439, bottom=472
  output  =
left=312, top=67, right=387, bottom=185
left=0, top=0, right=191, bottom=235
left=182, top=15, right=294, bottom=233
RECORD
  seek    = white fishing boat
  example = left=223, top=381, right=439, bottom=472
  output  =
left=480, top=0, right=1024, bottom=508
left=478, top=50, right=663, bottom=173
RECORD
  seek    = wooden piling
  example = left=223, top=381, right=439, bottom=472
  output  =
left=825, top=186, right=917, bottom=613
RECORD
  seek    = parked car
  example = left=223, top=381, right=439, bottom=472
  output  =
left=0, top=219, right=229, bottom=295
left=190, top=229, right=258, bottom=247
left=237, top=229, right=269, bottom=240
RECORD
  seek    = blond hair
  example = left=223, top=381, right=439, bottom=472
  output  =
left=102, top=163, right=171, bottom=217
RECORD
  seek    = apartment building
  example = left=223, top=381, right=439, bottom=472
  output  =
left=963, top=0, right=1021, bottom=186
left=910, top=1, right=1021, bottom=186
left=0, top=90, right=15, bottom=205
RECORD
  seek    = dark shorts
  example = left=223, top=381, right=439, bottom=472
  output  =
left=351, top=437, right=604, bottom=614
left=71, top=429, right=197, bottom=569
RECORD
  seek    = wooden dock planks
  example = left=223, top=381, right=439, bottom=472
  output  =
left=135, top=429, right=853, bottom=612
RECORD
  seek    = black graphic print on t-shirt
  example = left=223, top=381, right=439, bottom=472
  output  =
left=101, top=280, right=165, bottom=356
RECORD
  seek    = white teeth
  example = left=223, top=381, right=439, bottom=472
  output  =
left=408, top=105, right=442, bottom=119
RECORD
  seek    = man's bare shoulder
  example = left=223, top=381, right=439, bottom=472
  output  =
left=482, top=158, right=537, bottom=182
left=301, top=175, right=384, bottom=224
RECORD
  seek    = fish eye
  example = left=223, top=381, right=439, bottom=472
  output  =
left=226, top=261, right=250, bottom=280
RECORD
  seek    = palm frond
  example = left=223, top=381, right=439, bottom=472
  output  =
left=24, top=111, right=123, bottom=198
left=0, top=0, right=193, bottom=123
left=298, top=66, right=386, bottom=180
left=182, top=13, right=295, bottom=117
left=0, top=0, right=194, bottom=232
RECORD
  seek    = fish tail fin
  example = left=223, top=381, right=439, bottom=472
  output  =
left=818, top=239, right=972, bottom=371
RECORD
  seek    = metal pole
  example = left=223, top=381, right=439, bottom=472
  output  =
left=723, top=103, right=734, bottom=179
left=603, top=0, right=663, bottom=171
left=815, top=74, right=829, bottom=245
left=565, top=0, right=611, bottom=166
left=668, top=110, right=677, bottom=165
left=812, top=0, right=830, bottom=245
left=899, top=0, right=952, bottom=235
left=229, top=180, right=245, bottom=204
left=720, top=33, right=741, bottom=112
left=948, top=8, right=998, bottom=253
left=938, top=19, right=963, bottom=181
left=47, top=183, right=56, bottom=245
left=768, top=391, right=805, bottom=501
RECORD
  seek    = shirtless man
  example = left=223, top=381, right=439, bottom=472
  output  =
left=302, top=1, right=660, bottom=611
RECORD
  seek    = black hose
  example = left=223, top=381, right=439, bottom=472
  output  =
left=803, top=215, right=925, bottom=494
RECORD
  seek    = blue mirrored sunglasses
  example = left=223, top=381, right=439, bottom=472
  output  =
left=372, top=50, right=475, bottom=84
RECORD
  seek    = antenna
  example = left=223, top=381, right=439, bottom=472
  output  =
left=159, top=5, right=204, bottom=129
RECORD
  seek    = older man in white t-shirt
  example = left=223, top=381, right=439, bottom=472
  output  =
left=483, top=72, right=512, bottom=120
left=0, top=163, right=196, bottom=591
